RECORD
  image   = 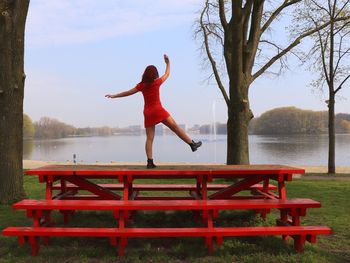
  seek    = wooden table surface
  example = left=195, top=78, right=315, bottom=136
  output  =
left=26, top=164, right=305, bottom=176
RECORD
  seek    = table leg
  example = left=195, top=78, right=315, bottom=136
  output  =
left=294, top=235, right=306, bottom=253
left=32, top=210, right=42, bottom=227
left=278, top=181, right=286, bottom=199
left=123, top=177, right=129, bottom=200
left=196, top=180, right=201, bottom=196
left=201, top=175, right=208, bottom=200
left=205, top=210, right=214, bottom=253
left=118, top=237, right=128, bottom=256
left=280, top=210, right=289, bottom=241
left=119, top=210, right=127, bottom=229
left=29, top=236, right=39, bottom=256
left=43, top=211, right=53, bottom=226
left=61, top=179, right=67, bottom=192
left=46, top=182, right=52, bottom=199
left=128, top=181, right=135, bottom=200
left=263, top=178, right=269, bottom=193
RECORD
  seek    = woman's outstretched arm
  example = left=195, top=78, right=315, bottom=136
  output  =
left=105, top=87, right=138, bottom=99
left=160, top=54, right=170, bottom=83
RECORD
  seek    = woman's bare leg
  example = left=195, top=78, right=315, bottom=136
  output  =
left=145, top=126, right=155, bottom=159
left=162, top=116, right=192, bottom=144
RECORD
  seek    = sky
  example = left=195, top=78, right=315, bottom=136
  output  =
left=23, top=0, right=350, bottom=128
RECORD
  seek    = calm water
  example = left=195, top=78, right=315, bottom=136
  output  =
left=23, top=134, right=350, bottom=166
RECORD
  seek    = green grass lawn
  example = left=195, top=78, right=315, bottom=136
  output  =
left=0, top=175, right=349, bottom=263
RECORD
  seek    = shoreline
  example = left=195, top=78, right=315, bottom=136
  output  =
left=23, top=160, right=350, bottom=173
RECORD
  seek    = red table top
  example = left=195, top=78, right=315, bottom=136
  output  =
left=26, top=164, right=305, bottom=176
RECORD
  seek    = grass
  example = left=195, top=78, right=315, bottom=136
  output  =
left=303, top=172, right=350, bottom=177
left=0, top=175, right=349, bottom=263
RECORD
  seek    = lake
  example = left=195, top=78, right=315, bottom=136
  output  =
left=23, top=134, right=350, bottom=166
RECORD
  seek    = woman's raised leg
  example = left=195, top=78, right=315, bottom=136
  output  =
left=162, top=116, right=192, bottom=143
left=162, top=116, right=202, bottom=151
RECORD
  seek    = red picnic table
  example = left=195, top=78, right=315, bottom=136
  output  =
left=25, top=164, right=302, bottom=201
left=2, top=164, right=332, bottom=256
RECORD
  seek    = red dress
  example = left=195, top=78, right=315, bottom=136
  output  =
left=136, top=78, right=170, bottom=127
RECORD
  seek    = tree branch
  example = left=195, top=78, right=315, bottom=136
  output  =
left=334, top=35, right=350, bottom=74
left=310, top=0, right=331, bottom=16
left=334, top=20, right=350, bottom=35
left=201, top=1, right=230, bottom=106
left=335, top=74, right=350, bottom=94
left=317, top=26, right=331, bottom=85
left=248, top=1, right=264, bottom=46
left=243, top=0, right=254, bottom=43
left=335, top=0, right=350, bottom=18
left=244, top=1, right=264, bottom=73
left=218, top=0, right=228, bottom=30
left=261, top=0, right=301, bottom=34
left=253, top=15, right=350, bottom=81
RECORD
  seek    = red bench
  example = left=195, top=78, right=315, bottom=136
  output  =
left=2, top=225, right=332, bottom=256
left=4, top=198, right=330, bottom=255
left=13, top=198, right=320, bottom=224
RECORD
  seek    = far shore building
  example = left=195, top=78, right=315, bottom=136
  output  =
left=155, top=124, right=164, bottom=135
left=128, top=125, right=142, bottom=135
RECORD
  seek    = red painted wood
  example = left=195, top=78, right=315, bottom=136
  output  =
left=209, top=176, right=265, bottom=199
left=45, top=182, right=52, bottom=200
left=65, top=177, right=121, bottom=200
left=52, top=183, right=278, bottom=191
left=2, top=226, right=332, bottom=238
left=58, top=195, right=106, bottom=200
left=26, top=164, right=305, bottom=177
left=134, top=196, right=196, bottom=201
left=12, top=198, right=321, bottom=211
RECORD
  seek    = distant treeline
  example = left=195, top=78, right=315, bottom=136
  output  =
left=249, top=107, right=350, bottom=135
left=23, top=107, right=350, bottom=139
left=23, top=115, right=115, bottom=139
left=199, top=107, right=350, bottom=135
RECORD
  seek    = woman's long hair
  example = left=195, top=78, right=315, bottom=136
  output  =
left=141, top=65, right=159, bottom=84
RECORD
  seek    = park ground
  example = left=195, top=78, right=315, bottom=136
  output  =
left=0, top=163, right=349, bottom=263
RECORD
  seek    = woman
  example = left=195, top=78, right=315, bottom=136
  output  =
left=105, top=54, right=202, bottom=168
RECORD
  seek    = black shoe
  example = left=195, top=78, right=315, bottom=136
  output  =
left=147, top=159, right=157, bottom=169
left=190, top=140, right=202, bottom=152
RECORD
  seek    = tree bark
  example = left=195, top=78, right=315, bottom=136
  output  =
left=327, top=15, right=336, bottom=175
left=225, top=5, right=253, bottom=165
left=328, top=94, right=336, bottom=175
left=226, top=81, right=251, bottom=164
left=0, top=0, right=29, bottom=204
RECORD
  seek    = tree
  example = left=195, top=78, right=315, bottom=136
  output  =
left=23, top=113, right=35, bottom=139
left=34, top=117, right=76, bottom=139
left=292, top=0, right=350, bottom=174
left=250, top=107, right=328, bottom=134
left=196, top=0, right=350, bottom=164
left=0, top=0, right=29, bottom=204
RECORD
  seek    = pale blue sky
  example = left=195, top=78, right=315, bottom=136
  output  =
left=24, top=0, right=350, bottom=127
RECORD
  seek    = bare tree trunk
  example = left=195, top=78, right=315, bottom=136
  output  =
left=227, top=100, right=251, bottom=164
left=328, top=94, right=336, bottom=175
left=225, top=6, right=252, bottom=165
left=0, top=0, right=29, bottom=204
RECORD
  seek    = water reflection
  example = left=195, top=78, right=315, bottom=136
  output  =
left=23, top=140, right=34, bottom=159
left=23, top=134, right=350, bottom=166
left=249, top=135, right=328, bottom=165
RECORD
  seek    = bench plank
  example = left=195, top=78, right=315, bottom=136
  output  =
left=13, top=198, right=321, bottom=211
left=3, top=225, right=332, bottom=237
left=52, top=183, right=278, bottom=191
